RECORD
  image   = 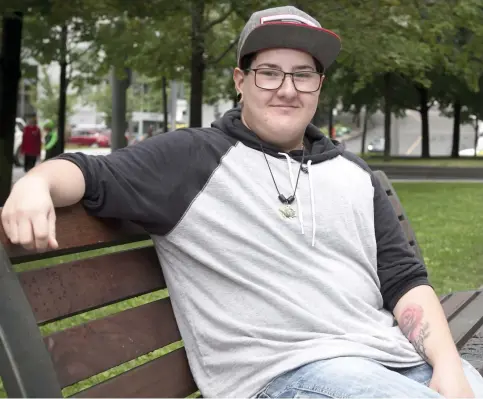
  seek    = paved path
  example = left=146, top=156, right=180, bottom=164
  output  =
left=12, top=148, right=111, bottom=185
left=344, top=109, right=478, bottom=156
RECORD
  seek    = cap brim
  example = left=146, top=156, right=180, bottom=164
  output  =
left=238, top=23, right=341, bottom=71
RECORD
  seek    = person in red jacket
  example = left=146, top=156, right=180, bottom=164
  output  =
left=21, top=114, right=42, bottom=172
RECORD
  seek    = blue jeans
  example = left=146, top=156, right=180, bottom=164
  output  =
left=255, top=357, right=483, bottom=398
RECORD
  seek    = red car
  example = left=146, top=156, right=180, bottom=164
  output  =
left=67, top=128, right=110, bottom=147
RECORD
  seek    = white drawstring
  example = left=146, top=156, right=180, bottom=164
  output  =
left=279, top=153, right=304, bottom=235
left=307, top=160, right=316, bottom=247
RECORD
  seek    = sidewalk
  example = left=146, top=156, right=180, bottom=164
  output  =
left=12, top=147, right=111, bottom=186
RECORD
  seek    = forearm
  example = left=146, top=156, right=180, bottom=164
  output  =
left=393, top=285, right=461, bottom=367
left=23, top=159, right=86, bottom=207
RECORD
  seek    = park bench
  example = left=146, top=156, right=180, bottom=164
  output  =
left=0, top=170, right=482, bottom=398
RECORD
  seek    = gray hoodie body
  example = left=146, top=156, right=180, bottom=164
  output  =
left=58, top=108, right=429, bottom=398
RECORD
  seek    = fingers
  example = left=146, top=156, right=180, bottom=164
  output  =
left=17, top=218, right=35, bottom=250
left=32, top=213, right=50, bottom=250
left=1, top=212, right=19, bottom=244
left=47, top=210, right=58, bottom=249
left=1, top=206, right=58, bottom=251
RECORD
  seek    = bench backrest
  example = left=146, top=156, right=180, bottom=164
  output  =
left=0, top=170, right=423, bottom=398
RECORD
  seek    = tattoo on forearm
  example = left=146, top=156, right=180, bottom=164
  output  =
left=399, top=304, right=430, bottom=362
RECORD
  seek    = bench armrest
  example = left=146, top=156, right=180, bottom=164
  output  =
left=0, top=245, right=62, bottom=398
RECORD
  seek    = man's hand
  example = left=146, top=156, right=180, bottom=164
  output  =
left=429, top=363, right=474, bottom=398
left=1, top=175, right=58, bottom=251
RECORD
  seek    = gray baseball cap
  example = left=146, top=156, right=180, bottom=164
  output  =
left=237, top=6, right=341, bottom=72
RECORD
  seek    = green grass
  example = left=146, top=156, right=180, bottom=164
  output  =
left=394, top=182, right=483, bottom=295
left=1, top=182, right=482, bottom=397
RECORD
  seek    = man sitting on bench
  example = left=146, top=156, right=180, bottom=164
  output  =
left=2, top=6, right=483, bottom=399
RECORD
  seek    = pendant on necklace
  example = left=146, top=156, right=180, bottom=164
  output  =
left=279, top=204, right=296, bottom=219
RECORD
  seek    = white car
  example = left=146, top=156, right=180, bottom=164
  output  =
left=13, top=117, right=26, bottom=166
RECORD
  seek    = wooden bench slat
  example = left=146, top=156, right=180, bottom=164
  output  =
left=441, top=291, right=479, bottom=321
left=388, top=195, right=404, bottom=219
left=74, top=347, right=197, bottom=398
left=19, top=246, right=165, bottom=325
left=45, top=298, right=182, bottom=388
left=0, top=204, right=148, bottom=264
left=439, top=293, right=452, bottom=304
left=399, top=219, right=414, bottom=245
left=448, top=292, right=483, bottom=349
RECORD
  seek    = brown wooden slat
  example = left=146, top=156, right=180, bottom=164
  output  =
left=45, top=298, right=181, bottom=388
left=441, top=290, right=479, bottom=321
left=388, top=194, right=404, bottom=219
left=74, top=347, right=197, bottom=398
left=399, top=219, right=413, bottom=243
left=439, top=293, right=452, bottom=304
left=448, top=292, right=483, bottom=348
left=19, top=246, right=165, bottom=325
left=374, top=170, right=392, bottom=193
left=0, top=204, right=149, bottom=263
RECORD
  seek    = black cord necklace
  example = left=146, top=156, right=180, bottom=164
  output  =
left=259, top=142, right=306, bottom=205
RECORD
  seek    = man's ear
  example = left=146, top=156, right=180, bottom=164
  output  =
left=320, top=74, right=326, bottom=89
left=233, top=68, right=245, bottom=100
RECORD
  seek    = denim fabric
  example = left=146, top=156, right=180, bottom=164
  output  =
left=255, top=357, right=483, bottom=398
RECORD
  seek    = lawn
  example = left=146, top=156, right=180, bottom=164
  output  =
left=393, top=182, right=483, bottom=295
left=1, top=182, right=482, bottom=397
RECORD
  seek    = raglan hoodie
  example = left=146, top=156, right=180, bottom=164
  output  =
left=57, top=107, right=430, bottom=398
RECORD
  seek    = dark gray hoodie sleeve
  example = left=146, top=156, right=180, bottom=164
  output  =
left=55, top=128, right=233, bottom=235
left=342, top=152, right=431, bottom=312
left=371, top=172, right=431, bottom=311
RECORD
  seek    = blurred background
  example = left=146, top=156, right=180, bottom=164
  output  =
left=1, top=0, right=483, bottom=199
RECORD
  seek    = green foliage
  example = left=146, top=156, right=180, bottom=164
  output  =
left=33, top=66, right=75, bottom=123
left=5, top=0, right=483, bottom=134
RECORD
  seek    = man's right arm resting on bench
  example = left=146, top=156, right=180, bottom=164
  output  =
left=1, top=159, right=86, bottom=250
left=1, top=130, right=207, bottom=252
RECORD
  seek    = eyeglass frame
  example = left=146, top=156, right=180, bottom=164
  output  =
left=244, top=67, right=325, bottom=93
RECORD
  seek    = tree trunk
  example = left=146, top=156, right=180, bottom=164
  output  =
left=189, top=0, right=205, bottom=127
left=0, top=12, right=23, bottom=205
left=48, top=23, right=68, bottom=159
left=474, top=121, right=479, bottom=158
left=383, top=73, right=392, bottom=159
left=353, top=106, right=361, bottom=128
left=110, top=66, right=130, bottom=150
left=162, top=76, right=168, bottom=132
left=328, top=106, right=334, bottom=139
left=360, top=107, right=370, bottom=156
left=451, top=99, right=461, bottom=158
left=417, top=85, right=430, bottom=158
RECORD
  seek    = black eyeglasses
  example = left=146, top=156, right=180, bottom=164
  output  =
left=245, top=68, right=324, bottom=93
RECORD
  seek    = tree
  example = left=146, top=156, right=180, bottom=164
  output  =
left=0, top=11, right=23, bottom=204
left=33, top=66, right=75, bottom=123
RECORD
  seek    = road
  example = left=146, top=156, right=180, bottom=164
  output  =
left=343, top=109, right=477, bottom=156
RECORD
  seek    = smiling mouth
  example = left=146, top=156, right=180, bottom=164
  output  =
left=271, top=105, right=298, bottom=109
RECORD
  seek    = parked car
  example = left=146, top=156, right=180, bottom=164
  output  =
left=13, top=117, right=26, bottom=166
left=67, top=128, right=110, bottom=148
left=367, top=137, right=385, bottom=153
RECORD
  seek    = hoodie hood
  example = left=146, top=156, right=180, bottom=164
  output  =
left=212, top=107, right=344, bottom=165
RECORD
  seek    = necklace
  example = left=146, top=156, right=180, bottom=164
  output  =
left=259, top=142, right=306, bottom=219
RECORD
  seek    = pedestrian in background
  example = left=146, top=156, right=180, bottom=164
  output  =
left=21, top=114, right=42, bottom=172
